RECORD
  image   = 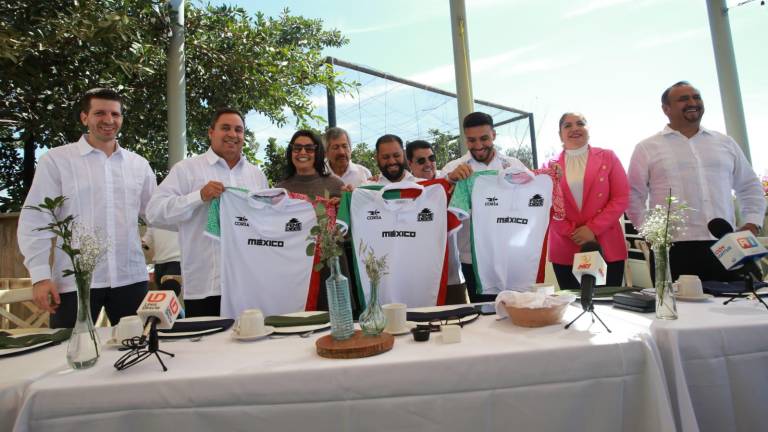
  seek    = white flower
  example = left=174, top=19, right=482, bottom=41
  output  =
left=71, top=223, right=109, bottom=274
left=638, top=195, right=690, bottom=247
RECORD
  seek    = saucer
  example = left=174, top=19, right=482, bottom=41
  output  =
left=232, top=326, right=275, bottom=341
left=676, top=293, right=714, bottom=302
left=385, top=321, right=417, bottom=336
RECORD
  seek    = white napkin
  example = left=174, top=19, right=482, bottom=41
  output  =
left=494, top=291, right=576, bottom=318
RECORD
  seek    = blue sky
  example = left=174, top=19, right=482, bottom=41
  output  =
left=236, top=0, right=767, bottom=176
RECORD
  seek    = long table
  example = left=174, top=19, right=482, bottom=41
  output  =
left=8, top=308, right=676, bottom=432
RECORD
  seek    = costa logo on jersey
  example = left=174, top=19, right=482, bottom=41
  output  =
left=417, top=208, right=434, bottom=222
left=496, top=216, right=528, bottom=225
left=247, top=238, right=284, bottom=247
left=485, top=197, right=499, bottom=206
left=381, top=230, right=416, bottom=238
left=367, top=209, right=382, bottom=220
left=234, top=216, right=250, bottom=226
left=737, top=237, right=758, bottom=249
left=528, top=194, right=544, bottom=207
left=285, top=218, right=302, bottom=232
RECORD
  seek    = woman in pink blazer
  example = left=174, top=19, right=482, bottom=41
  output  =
left=547, top=113, right=629, bottom=290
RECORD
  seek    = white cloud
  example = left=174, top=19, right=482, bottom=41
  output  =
left=634, top=29, right=706, bottom=49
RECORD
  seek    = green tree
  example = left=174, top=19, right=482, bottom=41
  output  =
left=505, top=145, right=534, bottom=170
left=0, top=0, right=350, bottom=211
left=427, top=128, right=461, bottom=170
left=351, top=142, right=378, bottom=176
left=262, top=138, right=287, bottom=186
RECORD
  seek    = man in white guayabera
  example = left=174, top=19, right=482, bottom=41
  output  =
left=18, top=88, right=157, bottom=328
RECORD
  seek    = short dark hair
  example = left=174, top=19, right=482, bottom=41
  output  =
left=375, top=134, right=403, bottom=153
left=558, top=112, right=587, bottom=132
left=210, top=108, right=245, bottom=129
left=463, top=112, right=494, bottom=129
left=405, top=140, right=433, bottom=161
left=80, top=88, right=122, bottom=113
left=323, top=127, right=351, bottom=150
left=284, top=129, right=329, bottom=179
left=661, top=81, right=692, bottom=105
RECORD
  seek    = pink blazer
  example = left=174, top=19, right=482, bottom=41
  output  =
left=546, top=146, right=629, bottom=265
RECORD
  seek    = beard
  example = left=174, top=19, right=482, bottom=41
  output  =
left=379, top=161, right=407, bottom=182
left=470, top=145, right=493, bottom=163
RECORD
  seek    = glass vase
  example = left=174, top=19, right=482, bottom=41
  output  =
left=653, top=244, right=678, bottom=320
left=325, top=257, right=355, bottom=340
left=359, top=279, right=386, bottom=336
left=67, top=272, right=101, bottom=369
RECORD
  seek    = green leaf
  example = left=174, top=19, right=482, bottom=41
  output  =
left=313, top=262, right=324, bottom=272
left=309, top=225, right=320, bottom=235
left=305, top=243, right=316, bottom=256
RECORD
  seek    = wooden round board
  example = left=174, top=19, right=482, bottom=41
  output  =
left=316, top=330, right=394, bottom=359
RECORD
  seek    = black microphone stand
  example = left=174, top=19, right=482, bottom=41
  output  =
left=114, top=319, right=175, bottom=372
left=722, top=271, right=768, bottom=311
left=565, top=302, right=612, bottom=332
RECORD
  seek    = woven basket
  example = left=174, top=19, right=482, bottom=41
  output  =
left=502, top=302, right=568, bottom=328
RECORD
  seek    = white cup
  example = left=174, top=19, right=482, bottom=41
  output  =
left=675, top=275, right=704, bottom=297
left=383, top=303, right=407, bottom=333
left=234, top=309, right=265, bottom=337
left=112, top=315, right=143, bottom=342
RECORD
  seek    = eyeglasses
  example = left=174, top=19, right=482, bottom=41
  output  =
left=291, top=144, right=317, bottom=154
left=415, top=316, right=465, bottom=332
left=414, top=154, right=436, bottom=165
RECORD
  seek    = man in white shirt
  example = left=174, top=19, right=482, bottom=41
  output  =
left=147, top=108, right=268, bottom=316
left=441, top=112, right=529, bottom=302
left=372, top=134, right=421, bottom=184
left=324, top=127, right=371, bottom=187
left=628, top=81, right=766, bottom=281
left=17, top=88, right=157, bottom=328
left=406, top=140, right=440, bottom=180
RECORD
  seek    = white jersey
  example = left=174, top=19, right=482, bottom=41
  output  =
left=450, top=169, right=553, bottom=294
left=338, top=180, right=461, bottom=308
left=206, top=188, right=319, bottom=318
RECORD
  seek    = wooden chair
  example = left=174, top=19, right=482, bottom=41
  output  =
left=0, top=278, right=49, bottom=329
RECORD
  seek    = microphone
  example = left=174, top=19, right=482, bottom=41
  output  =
left=136, top=290, right=182, bottom=341
left=708, top=218, right=767, bottom=281
left=572, top=242, right=607, bottom=311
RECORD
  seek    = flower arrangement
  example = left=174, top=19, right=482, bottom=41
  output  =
left=357, top=240, right=388, bottom=336
left=24, top=195, right=109, bottom=368
left=305, top=194, right=344, bottom=270
left=638, top=189, right=689, bottom=319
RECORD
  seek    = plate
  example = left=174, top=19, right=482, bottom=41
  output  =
left=385, top=321, right=417, bottom=335
left=232, top=326, right=275, bottom=341
left=158, top=316, right=230, bottom=339
left=270, top=311, right=331, bottom=335
left=676, top=293, right=714, bottom=302
left=0, top=341, right=56, bottom=358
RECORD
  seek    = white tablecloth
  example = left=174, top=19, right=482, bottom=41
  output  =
left=10, top=308, right=676, bottom=432
left=648, top=300, right=768, bottom=432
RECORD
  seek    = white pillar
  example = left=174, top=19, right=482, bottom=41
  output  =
left=706, top=0, right=751, bottom=162
left=450, top=0, right=474, bottom=154
left=167, top=0, right=187, bottom=167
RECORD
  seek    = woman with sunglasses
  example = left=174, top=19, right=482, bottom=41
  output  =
left=277, top=130, right=345, bottom=199
left=547, top=112, right=629, bottom=290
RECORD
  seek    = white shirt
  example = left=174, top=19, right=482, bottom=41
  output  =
left=17, top=136, right=156, bottom=292
left=628, top=125, right=766, bottom=241
left=142, top=227, right=180, bottom=264
left=146, top=149, right=268, bottom=300
left=205, top=188, right=317, bottom=318
left=441, top=151, right=529, bottom=263
left=326, top=161, right=371, bottom=187
left=565, top=145, right=589, bottom=210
